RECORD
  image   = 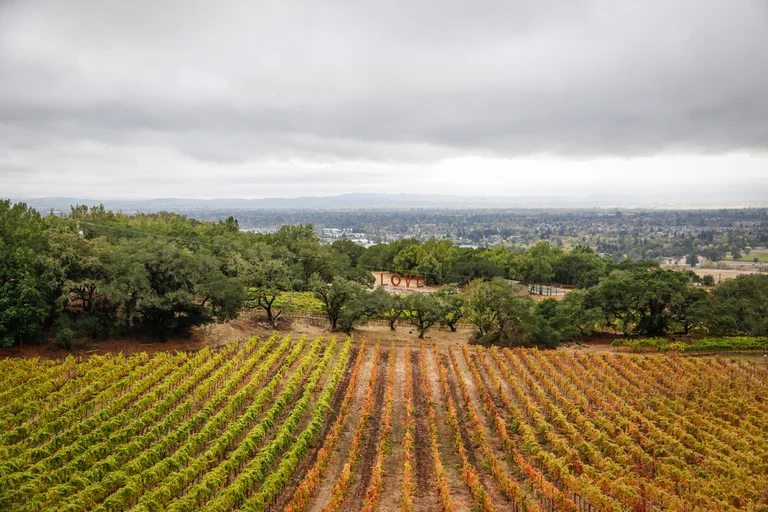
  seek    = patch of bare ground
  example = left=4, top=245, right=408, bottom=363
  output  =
left=345, top=348, right=389, bottom=511
left=663, top=265, right=764, bottom=281
left=439, top=352, right=481, bottom=469
left=0, top=317, right=263, bottom=361
left=378, top=345, right=407, bottom=512
left=410, top=349, right=439, bottom=512
left=423, top=344, right=474, bottom=512
left=0, top=314, right=476, bottom=361
left=450, top=347, right=483, bottom=417
left=305, top=341, right=376, bottom=512
left=268, top=343, right=359, bottom=511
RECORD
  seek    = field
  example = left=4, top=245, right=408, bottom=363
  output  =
left=727, top=249, right=768, bottom=263
left=1, top=336, right=767, bottom=511
left=664, top=265, right=765, bottom=282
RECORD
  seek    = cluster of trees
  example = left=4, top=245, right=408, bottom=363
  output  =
left=308, top=279, right=465, bottom=339
left=306, top=275, right=568, bottom=345
left=361, top=239, right=622, bottom=287
left=1, top=201, right=766, bottom=349
left=677, top=238, right=762, bottom=267
left=306, top=268, right=767, bottom=347
left=0, top=202, right=372, bottom=347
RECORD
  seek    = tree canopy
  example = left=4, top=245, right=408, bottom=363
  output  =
left=1, top=201, right=766, bottom=349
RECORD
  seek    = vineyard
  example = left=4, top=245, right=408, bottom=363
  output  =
left=1, top=336, right=767, bottom=511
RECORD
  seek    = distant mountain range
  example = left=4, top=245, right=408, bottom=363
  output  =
left=8, top=192, right=768, bottom=213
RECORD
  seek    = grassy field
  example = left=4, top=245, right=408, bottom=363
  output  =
left=2, top=335, right=767, bottom=511
left=667, top=265, right=765, bottom=281
left=726, top=249, right=768, bottom=262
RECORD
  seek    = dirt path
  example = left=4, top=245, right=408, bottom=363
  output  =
left=0, top=319, right=475, bottom=361
left=344, top=349, right=389, bottom=511
left=468, top=349, right=542, bottom=508
left=439, top=352, right=481, bottom=469
left=423, top=344, right=474, bottom=512
left=442, top=350, right=511, bottom=510
left=378, top=344, right=406, bottom=511
left=305, top=341, right=377, bottom=512
left=410, top=349, right=438, bottom=511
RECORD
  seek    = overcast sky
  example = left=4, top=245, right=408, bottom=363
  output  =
left=1, top=0, right=767, bottom=200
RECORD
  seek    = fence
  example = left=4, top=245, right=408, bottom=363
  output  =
left=527, top=283, right=574, bottom=297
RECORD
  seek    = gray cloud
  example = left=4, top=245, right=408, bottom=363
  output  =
left=1, top=0, right=767, bottom=197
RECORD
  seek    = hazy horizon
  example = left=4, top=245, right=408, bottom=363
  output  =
left=9, top=190, right=768, bottom=212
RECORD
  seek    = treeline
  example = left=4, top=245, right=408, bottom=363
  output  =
left=1, top=201, right=766, bottom=349
left=361, top=238, right=617, bottom=286
left=0, top=202, right=376, bottom=347
left=319, top=267, right=768, bottom=347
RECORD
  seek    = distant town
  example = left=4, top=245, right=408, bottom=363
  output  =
left=231, top=208, right=767, bottom=268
